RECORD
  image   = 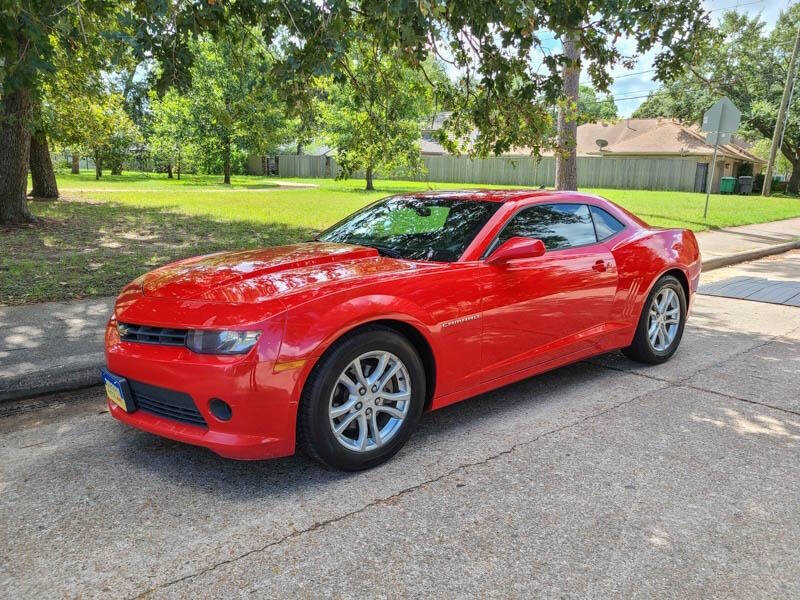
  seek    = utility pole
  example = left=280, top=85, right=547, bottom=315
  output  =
left=763, top=26, right=800, bottom=196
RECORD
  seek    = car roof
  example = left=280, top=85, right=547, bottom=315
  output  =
left=407, top=189, right=602, bottom=204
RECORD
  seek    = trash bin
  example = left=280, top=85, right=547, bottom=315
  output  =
left=720, top=176, right=737, bottom=194
left=738, top=176, right=753, bottom=195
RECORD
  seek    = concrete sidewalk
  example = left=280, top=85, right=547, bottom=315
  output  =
left=2, top=216, right=800, bottom=401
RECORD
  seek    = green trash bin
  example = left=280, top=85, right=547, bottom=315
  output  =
left=720, top=176, right=737, bottom=194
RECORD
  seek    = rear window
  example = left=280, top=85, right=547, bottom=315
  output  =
left=590, top=206, right=625, bottom=241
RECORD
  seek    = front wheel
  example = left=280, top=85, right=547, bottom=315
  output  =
left=297, top=326, right=426, bottom=471
left=622, top=275, right=687, bottom=364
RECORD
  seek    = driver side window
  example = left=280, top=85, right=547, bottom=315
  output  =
left=497, top=204, right=597, bottom=251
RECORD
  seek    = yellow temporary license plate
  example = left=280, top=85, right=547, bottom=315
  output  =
left=102, top=369, right=130, bottom=412
left=105, top=380, right=127, bottom=411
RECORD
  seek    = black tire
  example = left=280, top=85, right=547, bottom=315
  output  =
left=622, top=275, right=687, bottom=364
left=296, top=325, right=426, bottom=471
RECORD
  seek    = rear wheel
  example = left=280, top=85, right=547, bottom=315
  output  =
left=297, top=326, right=426, bottom=471
left=622, top=275, right=687, bottom=364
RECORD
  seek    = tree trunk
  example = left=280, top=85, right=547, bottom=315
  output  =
left=111, top=164, right=122, bottom=176
left=71, top=153, right=80, bottom=174
left=0, top=80, right=35, bottom=224
left=95, top=155, right=103, bottom=180
left=365, top=165, right=374, bottom=190
left=788, top=160, right=800, bottom=195
left=296, top=142, right=303, bottom=155
left=29, top=131, right=59, bottom=199
left=177, top=151, right=181, bottom=180
left=166, top=162, right=173, bottom=179
left=555, top=35, right=580, bottom=191
left=223, top=138, right=231, bottom=185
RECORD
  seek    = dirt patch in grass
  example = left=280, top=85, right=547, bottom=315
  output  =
left=1, top=197, right=316, bottom=305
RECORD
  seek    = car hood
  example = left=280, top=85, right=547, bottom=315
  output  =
left=138, top=242, right=430, bottom=304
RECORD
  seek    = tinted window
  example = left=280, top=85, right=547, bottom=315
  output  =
left=590, top=206, right=625, bottom=240
left=318, top=196, right=501, bottom=262
left=497, top=204, right=597, bottom=250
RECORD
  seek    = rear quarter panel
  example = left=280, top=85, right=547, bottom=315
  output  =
left=606, top=227, right=701, bottom=340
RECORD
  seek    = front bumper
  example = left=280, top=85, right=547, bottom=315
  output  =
left=105, top=320, right=300, bottom=460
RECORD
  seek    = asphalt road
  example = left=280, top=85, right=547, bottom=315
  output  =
left=2, top=254, right=800, bottom=599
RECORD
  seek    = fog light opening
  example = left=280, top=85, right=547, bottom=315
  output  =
left=209, top=398, right=232, bottom=421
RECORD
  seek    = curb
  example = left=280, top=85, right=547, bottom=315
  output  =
left=0, top=362, right=104, bottom=403
left=701, top=238, right=800, bottom=272
left=2, top=240, right=799, bottom=405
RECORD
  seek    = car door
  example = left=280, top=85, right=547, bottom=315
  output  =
left=479, top=203, right=619, bottom=379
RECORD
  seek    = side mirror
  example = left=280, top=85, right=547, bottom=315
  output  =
left=487, top=237, right=546, bottom=265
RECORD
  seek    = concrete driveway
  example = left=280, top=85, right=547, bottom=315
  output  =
left=2, top=254, right=799, bottom=599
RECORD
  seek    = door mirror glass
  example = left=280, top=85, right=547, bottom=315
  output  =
left=486, top=237, right=546, bottom=265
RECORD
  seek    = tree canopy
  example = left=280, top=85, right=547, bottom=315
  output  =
left=577, top=85, right=618, bottom=124
left=2, top=0, right=712, bottom=224
left=319, top=42, right=443, bottom=189
left=631, top=4, right=800, bottom=193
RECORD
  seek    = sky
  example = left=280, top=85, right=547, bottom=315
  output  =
left=536, top=0, right=789, bottom=117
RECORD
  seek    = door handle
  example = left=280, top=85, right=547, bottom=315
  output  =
left=592, top=260, right=607, bottom=272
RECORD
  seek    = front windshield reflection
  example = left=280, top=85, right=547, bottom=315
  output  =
left=318, top=196, right=501, bottom=262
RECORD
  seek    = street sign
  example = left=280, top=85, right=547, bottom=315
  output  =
left=706, top=131, right=732, bottom=146
left=701, top=97, right=741, bottom=133
left=702, top=97, right=741, bottom=220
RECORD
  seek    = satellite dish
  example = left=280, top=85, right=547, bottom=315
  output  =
left=596, top=138, right=609, bottom=149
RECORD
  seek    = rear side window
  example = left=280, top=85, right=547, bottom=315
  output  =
left=590, top=206, right=625, bottom=241
left=497, top=203, right=597, bottom=250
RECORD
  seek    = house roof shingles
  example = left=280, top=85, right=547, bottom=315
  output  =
left=509, top=118, right=764, bottom=164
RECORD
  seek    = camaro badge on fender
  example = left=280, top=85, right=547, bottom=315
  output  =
left=442, top=314, right=480, bottom=328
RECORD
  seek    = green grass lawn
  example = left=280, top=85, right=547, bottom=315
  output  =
left=2, top=171, right=799, bottom=305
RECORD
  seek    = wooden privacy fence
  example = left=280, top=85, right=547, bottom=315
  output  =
left=276, top=154, right=700, bottom=191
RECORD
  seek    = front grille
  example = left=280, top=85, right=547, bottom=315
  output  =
left=119, top=322, right=188, bottom=347
left=129, top=379, right=207, bottom=427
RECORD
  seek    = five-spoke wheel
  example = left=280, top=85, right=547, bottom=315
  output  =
left=623, top=274, right=687, bottom=364
left=329, top=351, right=411, bottom=452
left=297, top=326, right=425, bottom=471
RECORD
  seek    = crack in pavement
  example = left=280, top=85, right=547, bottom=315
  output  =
left=587, top=323, right=800, bottom=418
left=131, top=380, right=673, bottom=598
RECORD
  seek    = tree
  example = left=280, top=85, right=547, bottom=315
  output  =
left=184, top=32, right=291, bottom=184
left=320, top=43, right=439, bottom=190
left=629, top=5, right=800, bottom=194
left=2, top=0, right=712, bottom=224
left=578, top=85, right=618, bottom=124
left=80, top=94, right=140, bottom=179
left=1, top=0, right=120, bottom=223
left=555, top=35, right=581, bottom=191
left=148, top=90, right=192, bottom=179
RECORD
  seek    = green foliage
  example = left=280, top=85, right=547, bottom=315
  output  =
left=751, top=139, right=792, bottom=175
left=628, top=4, right=800, bottom=191
left=178, top=31, right=293, bottom=178
left=577, top=85, right=618, bottom=124
left=148, top=90, right=193, bottom=175
left=319, top=42, right=439, bottom=186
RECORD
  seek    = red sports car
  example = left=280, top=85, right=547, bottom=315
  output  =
left=104, top=190, right=700, bottom=470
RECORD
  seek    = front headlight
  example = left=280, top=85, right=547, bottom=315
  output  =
left=186, top=330, right=261, bottom=355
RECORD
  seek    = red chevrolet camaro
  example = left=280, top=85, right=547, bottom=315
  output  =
left=104, top=190, right=700, bottom=470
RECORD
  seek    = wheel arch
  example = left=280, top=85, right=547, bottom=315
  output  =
left=296, top=317, right=438, bottom=412
left=660, top=267, right=690, bottom=302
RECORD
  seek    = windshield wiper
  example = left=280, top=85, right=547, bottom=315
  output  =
left=364, top=244, right=402, bottom=258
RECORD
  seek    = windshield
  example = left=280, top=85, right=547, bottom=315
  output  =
left=318, top=195, right=501, bottom=262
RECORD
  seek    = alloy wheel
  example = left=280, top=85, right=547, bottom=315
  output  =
left=647, top=287, right=680, bottom=352
left=328, top=351, right=411, bottom=452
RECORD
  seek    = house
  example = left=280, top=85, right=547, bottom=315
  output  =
left=559, top=118, right=764, bottom=193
